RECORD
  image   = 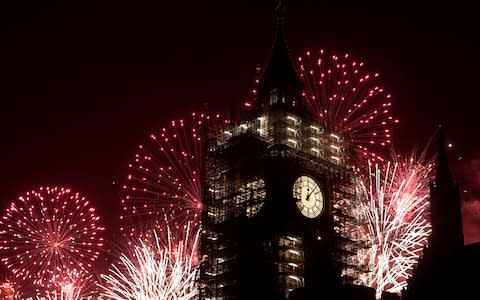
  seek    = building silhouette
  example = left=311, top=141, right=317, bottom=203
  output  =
left=402, top=132, right=480, bottom=300
left=198, top=3, right=480, bottom=300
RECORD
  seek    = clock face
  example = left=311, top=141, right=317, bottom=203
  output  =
left=293, top=175, right=324, bottom=218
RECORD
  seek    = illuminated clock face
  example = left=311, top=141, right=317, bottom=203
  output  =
left=293, top=175, right=324, bottom=218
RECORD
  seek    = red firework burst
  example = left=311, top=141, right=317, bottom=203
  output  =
left=120, top=112, right=227, bottom=238
left=0, top=186, right=104, bottom=289
left=297, top=49, right=399, bottom=160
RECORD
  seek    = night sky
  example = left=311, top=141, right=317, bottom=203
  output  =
left=2, top=0, right=480, bottom=246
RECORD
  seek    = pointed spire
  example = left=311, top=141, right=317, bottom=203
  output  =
left=274, top=0, right=287, bottom=43
left=256, top=0, right=304, bottom=114
left=435, top=128, right=453, bottom=188
left=429, top=126, right=464, bottom=252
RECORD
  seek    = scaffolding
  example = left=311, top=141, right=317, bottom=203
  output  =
left=332, top=176, right=370, bottom=285
left=199, top=110, right=367, bottom=299
left=276, top=235, right=305, bottom=296
left=217, top=110, right=346, bottom=167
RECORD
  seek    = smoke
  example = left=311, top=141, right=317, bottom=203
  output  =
left=462, top=200, right=480, bottom=245
left=455, top=154, right=480, bottom=245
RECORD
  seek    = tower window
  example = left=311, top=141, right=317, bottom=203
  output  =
left=269, top=89, right=279, bottom=105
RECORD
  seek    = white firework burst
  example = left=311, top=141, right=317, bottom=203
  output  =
left=355, top=154, right=432, bottom=298
left=99, top=224, right=200, bottom=300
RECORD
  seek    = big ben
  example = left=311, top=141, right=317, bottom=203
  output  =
left=198, top=4, right=361, bottom=300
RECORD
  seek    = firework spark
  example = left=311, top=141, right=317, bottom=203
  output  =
left=298, top=49, right=398, bottom=160
left=1, top=280, right=16, bottom=299
left=355, top=154, right=432, bottom=298
left=34, top=269, right=99, bottom=300
left=99, top=224, right=200, bottom=300
left=0, top=186, right=104, bottom=289
left=34, top=283, right=92, bottom=300
left=120, top=112, right=227, bottom=239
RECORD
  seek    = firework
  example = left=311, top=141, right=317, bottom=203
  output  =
left=1, top=280, right=16, bottom=299
left=34, top=269, right=99, bottom=300
left=34, top=282, right=93, bottom=300
left=0, top=186, right=105, bottom=289
left=120, top=112, right=227, bottom=239
left=355, top=153, right=432, bottom=298
left=297, top=49, right=398, bottom=160
left=99, top=224, right=200, bottom=300
left=34, top=294, right=91, bottom=300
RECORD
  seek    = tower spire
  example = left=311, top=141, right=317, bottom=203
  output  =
left=275, top=0, right=286, bottom=33
left=435, top=128, right=453, bottom=188
left=428, top=127, right=464, bottom=254
left=256, top=0, right=304, bottom=114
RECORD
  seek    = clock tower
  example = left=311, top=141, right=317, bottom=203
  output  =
left=199, top=4, right=363, bottom=300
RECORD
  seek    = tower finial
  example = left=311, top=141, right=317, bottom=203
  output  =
left=256, top=0, right=304, bottom=116
left=435, top=128, right=452, bottom=187
left=275, top=0, right=286, bottom=21
left=274, top=0, right=286, bottom=43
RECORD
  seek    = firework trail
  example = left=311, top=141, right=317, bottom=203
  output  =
left=34, top=269, right=100, bottom=300
left=0, top=186, right=105, bottom=289
left=355, top=153, right=432, bottom=298
left=297, top=49, right=398, bottom=160
left=34, top=283, right=92, bottom=300
left=33, top=291, right=92, bottom=300
left=99, top=224, right=200, bottom=300
left=120, top=112, right=227, bottom=239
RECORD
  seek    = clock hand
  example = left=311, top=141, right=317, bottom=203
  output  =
left=305, top=188, right=311, bottom=201
left=307, top=185, right=318, bottom=199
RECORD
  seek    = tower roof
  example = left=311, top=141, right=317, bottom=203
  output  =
left=256, top=1, right=304, bottom=109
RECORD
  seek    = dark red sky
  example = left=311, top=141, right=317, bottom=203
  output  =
left=1, top=1, right=479, bottom=242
